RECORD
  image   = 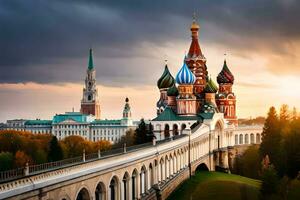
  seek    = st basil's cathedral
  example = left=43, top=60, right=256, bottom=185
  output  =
left=152, top=18, right=237, bottom=140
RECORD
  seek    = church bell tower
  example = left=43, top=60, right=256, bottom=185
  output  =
left=80, top=49, right=101, bottom=119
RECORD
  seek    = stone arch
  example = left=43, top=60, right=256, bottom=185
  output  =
left=181, top=124, right=186, bottom=134
left=176, top=149, right=181, bottom=171
left=159, top=157, right=165, bottom=181
left=149, top=162, right=154, bottom=188
left=122, top=172, right=130, bottom=200
left=169, top=154, right=173, bottom=176
left=245, top=134, right=249, bottom=144
left=250, top=133, right=255, bottom=144
left=173, top=124, right=179, bottom=136
left=109, top=176, right=119, bottom=200
left=173, top=151, right=178, bottom=173
left=239, top=134, right=243, bottom=144
left=164, top=124, right=170, bottom=138
left=235, top=134, right=238, bottom=145
left=131, top=168, right=139, bottom=199
left=165, top=155, right=169, bottom=179
left=76, top=187, right=91, bottom=200
left=195, top=163, right=209, bottom=172
left=95, top=181, right=106, bottom=200
left=256, top=133, right=261, bottom=143
left=215, top=121, right=223, bottom=149
left=140, top=165, right=147, bottom=195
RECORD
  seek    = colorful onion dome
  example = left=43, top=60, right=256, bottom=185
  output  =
left=157, top=64, right=175, bottom=89
left=204, top=77, right=218, bottom=93
left=176, top=59, right=196, bottom=85
left=217, top=60, right=234, bottom=84
left=167, top=85, right=179, bottom=96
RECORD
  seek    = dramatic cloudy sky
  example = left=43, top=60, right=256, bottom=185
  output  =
left=0, top=0, right=300, bottom=122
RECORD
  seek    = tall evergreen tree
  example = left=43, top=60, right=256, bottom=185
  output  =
left=260, top=107, right=282, bottom=174
left=135, top=119, right=154, bottom=144
left=48, top=136, right=63, bottom=162
left=284, top=117, right=300, bottom=178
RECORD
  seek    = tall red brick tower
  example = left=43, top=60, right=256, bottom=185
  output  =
left=185, top=18, right=208, bottom=96
left=216, top=60, right=238, bottom=126
left=80, top=49, right=101, bottom=119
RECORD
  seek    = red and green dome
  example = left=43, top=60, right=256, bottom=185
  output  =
left=217, top=60, right=234, bottom=84
left=157, top=65, right=175, bottom=89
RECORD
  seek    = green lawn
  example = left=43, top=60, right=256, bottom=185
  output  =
left=167, top=171, right=261, bottom=200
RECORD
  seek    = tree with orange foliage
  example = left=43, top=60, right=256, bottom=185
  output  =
left=60, top=136, right=86, bottom=158
left=14, top=150, right=32, bottom=168
left=93, top=140, right=111, bottom=152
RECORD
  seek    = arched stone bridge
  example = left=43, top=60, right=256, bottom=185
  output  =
left=0, top=119, right=262, bottom=200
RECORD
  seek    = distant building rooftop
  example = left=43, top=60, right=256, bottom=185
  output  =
left=53, top=112, right=95, bottom=124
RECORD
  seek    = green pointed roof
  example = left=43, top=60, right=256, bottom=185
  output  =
left=88, top=48, right=94, bottom=70
left=204, top=77, right=218, bottom=93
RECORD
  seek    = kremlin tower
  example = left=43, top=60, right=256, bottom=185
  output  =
left=80, top=49, right=101, bottom=119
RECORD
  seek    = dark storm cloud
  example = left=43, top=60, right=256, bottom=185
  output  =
left=0, top=0, right=299, bottom=84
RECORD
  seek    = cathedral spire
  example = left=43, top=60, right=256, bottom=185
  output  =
left=88, top=48, right=94, bottom=70
left=188, top=15, right=202, bottom=58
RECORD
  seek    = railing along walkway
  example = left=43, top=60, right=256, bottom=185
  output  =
left=0, top=135, right=186, bottom=183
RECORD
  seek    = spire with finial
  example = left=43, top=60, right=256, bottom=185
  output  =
left=88, top=48, right=94, bottom=70
left=188, top=13, right=202, bottom=58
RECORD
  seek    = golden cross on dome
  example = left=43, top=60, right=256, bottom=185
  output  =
left=193, top=12, right=197, bottom=22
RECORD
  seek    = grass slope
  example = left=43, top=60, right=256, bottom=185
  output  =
left=167, top=171, right=261, bottom=200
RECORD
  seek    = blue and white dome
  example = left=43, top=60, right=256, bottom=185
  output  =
left=176, top=60, right=196, bottom=85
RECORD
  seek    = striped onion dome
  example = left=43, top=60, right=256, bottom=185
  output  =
left=157, top=65, right=175, bottom=89
left=217, top=60, right=234, bottom=84
left=176, top=59, right=196, bottom=85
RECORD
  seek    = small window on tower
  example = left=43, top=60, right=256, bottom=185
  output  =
left=88, top=95, right=92, bottom=101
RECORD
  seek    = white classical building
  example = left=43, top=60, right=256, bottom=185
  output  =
left=2, top=98, right=137, bottom=143
left=233, top=125, right=263, bottom=145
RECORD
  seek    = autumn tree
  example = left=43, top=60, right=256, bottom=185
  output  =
left=14, top=150, right=32, bottom=168
left=93, top=140, right=112, bottom=151
left=114, top=129, right=136, bottom=148
left=60, top=136, right=85, bottom=158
